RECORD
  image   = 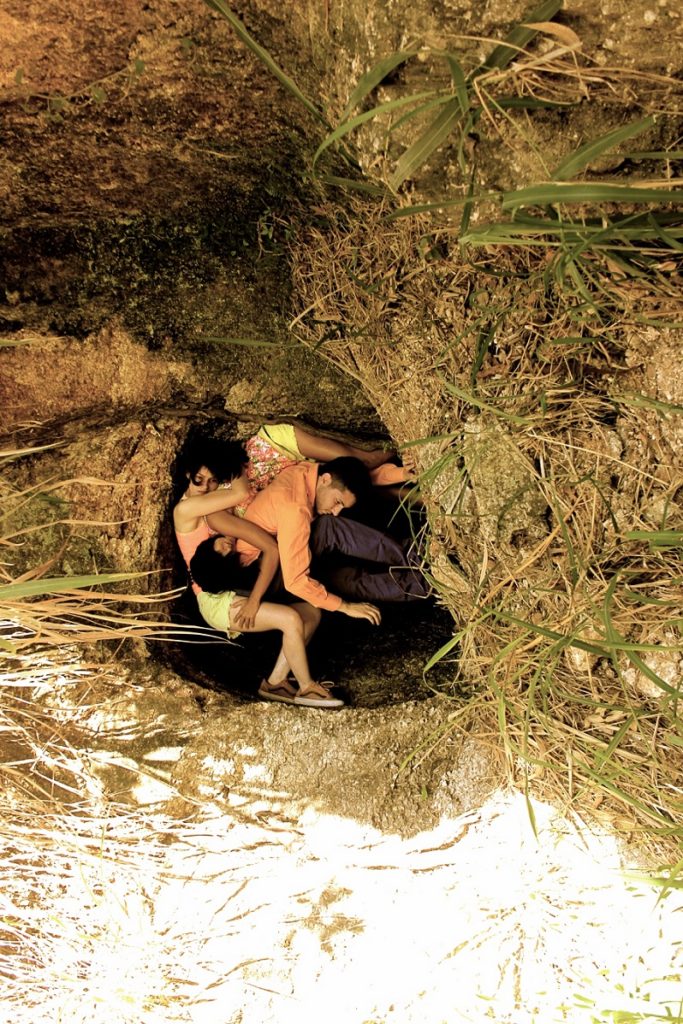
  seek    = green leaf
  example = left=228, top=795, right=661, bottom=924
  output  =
left=390, top=97, right=463, bottom=190
left=627, top=149, right=683, bottom=160
left=14, top=68, right=24, bottom=85
left=474, top=0, right=564, bottom=74
left=445, top=55, right=469, bottom=116
left=611, top=392, right=683, bottom=416
left=0, top=573, right=141, bottom=600
left=313, top=91, right=435, bottom=168
left=495, top=96, right=576, bottom=110
left=551, top=116, right=655, bottom=181
left=388, top=94, right=455, bottom=135
left=624, top=529, right=683, bottom=547
left=502, top=182, right=683, bottom=209
left=133, top=58, right=146, bottom=76
left=342, top=48, right=419, bottom=120
left=387, top=193, right=497, bottom=220
left=91, top=85, right=107, bottom=103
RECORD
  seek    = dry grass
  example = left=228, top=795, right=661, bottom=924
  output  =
left=288, top=179, right=683, bottom=858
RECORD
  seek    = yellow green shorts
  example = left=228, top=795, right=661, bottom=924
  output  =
left=197, top=589, right=240, bottom=639
left=256, top=422, right=304, bottom=461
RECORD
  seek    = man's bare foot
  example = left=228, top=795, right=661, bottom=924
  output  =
left=359, top=448, right=395, bottom=470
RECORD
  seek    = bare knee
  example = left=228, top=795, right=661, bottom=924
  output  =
left=281, top=607, right=305, bottom=640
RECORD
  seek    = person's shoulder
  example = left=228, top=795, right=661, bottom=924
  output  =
left=274, top=461, right=310, bottom=489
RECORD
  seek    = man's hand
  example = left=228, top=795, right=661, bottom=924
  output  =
left=233, top=595, right=260, bottom=630
left=339, top=600, right=381, bottom=625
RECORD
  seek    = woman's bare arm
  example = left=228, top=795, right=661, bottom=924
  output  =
left=206, top=511, right=280, bottom=629
left=173, top=475, right=250, bottom=532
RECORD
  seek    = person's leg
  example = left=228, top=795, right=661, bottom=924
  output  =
left=293, top=601, right=322, bottom=643
left=311, top=514, right=410, bottom=566
left=322, top=563, right=431, bottom=602
left=230, top=599, right=330, bottom=699
left=311, top=516, right=431, bottom=601
left=293, top=425, right=392, bottom=470
left=265, top=602, right=321, bottom=684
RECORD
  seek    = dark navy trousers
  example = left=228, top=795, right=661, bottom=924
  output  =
left=310, top=516, right=430, bottom=603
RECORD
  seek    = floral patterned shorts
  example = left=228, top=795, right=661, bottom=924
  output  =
left=233, top=423, right=305, bottom=517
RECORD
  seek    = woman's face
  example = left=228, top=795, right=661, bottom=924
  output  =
left=213, top=536, right=234, bottom=556
left=186, top=466, right=219, bottom=496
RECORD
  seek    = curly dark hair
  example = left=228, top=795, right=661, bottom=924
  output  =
left=182, top=438, right=248, bottom=483
left=171, top=435, right=248, bottom=507
left=190, top=537, right=258, bottom=595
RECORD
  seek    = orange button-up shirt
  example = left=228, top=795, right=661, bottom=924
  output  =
left=235, top=462, right=343, bottom=612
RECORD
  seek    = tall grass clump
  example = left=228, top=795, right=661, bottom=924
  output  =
left=203, top=0, right=683, bottom=857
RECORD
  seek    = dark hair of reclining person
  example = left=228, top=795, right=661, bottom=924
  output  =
left=190, top=536, right=259, bottom=597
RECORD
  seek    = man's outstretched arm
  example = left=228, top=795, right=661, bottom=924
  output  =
left=277, top=506, right=381, bottom=623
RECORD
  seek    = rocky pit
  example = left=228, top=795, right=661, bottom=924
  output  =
left=1, top=0, right=682, bottom=1020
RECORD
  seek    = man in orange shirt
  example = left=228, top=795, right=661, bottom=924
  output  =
left=235, top=457, right=429, bottom=618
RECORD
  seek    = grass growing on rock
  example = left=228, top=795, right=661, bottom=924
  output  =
left=203, top=0, right=683, bottom=856
left=288, top=186, right=683, bottom=855
left=281, top=6, right=683, bottom=859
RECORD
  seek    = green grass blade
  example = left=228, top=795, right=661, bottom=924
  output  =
left=313, top=91, right=435, bottom=168
left=445, top=55, right=469, bottom=116
left=342, top=48, right=419, bottom=120
left=423, top=632, right=460, bottom=671
left=470, top=321, right=498, bottom=386
left=388, top=94, right=454, bottom=135
left=624, top=529, right=683, bottom=547
left=646, top=212, right=683, bottom=252
left=496, top=96, right=576, bottom=110
left=581, top=762, right=679, bottom=829
left=462, top=218, right=683, bottom=246
left=610, top=392, right=683, bottom=416
left=203, top=0, right=329, bottom=128
left=629, top=149, right=683, bottom=160
left=495, top=611, right=683, bottom=658
left=502, top=182, right=683, bottom=209
left=440, top=376, right=536, bottom=425
left=551, top=116, right=655, bottom=181
left=0, top=573, right=143, bottom=599
left=602, top=574, right=679, bottom=698
left=390, top=97, right=463, bottom=190
left=459, top=164, right=477, bottom=238
left=387, top=193, right=497, bottom=219
left=474, top=0, right=564, bottom=74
